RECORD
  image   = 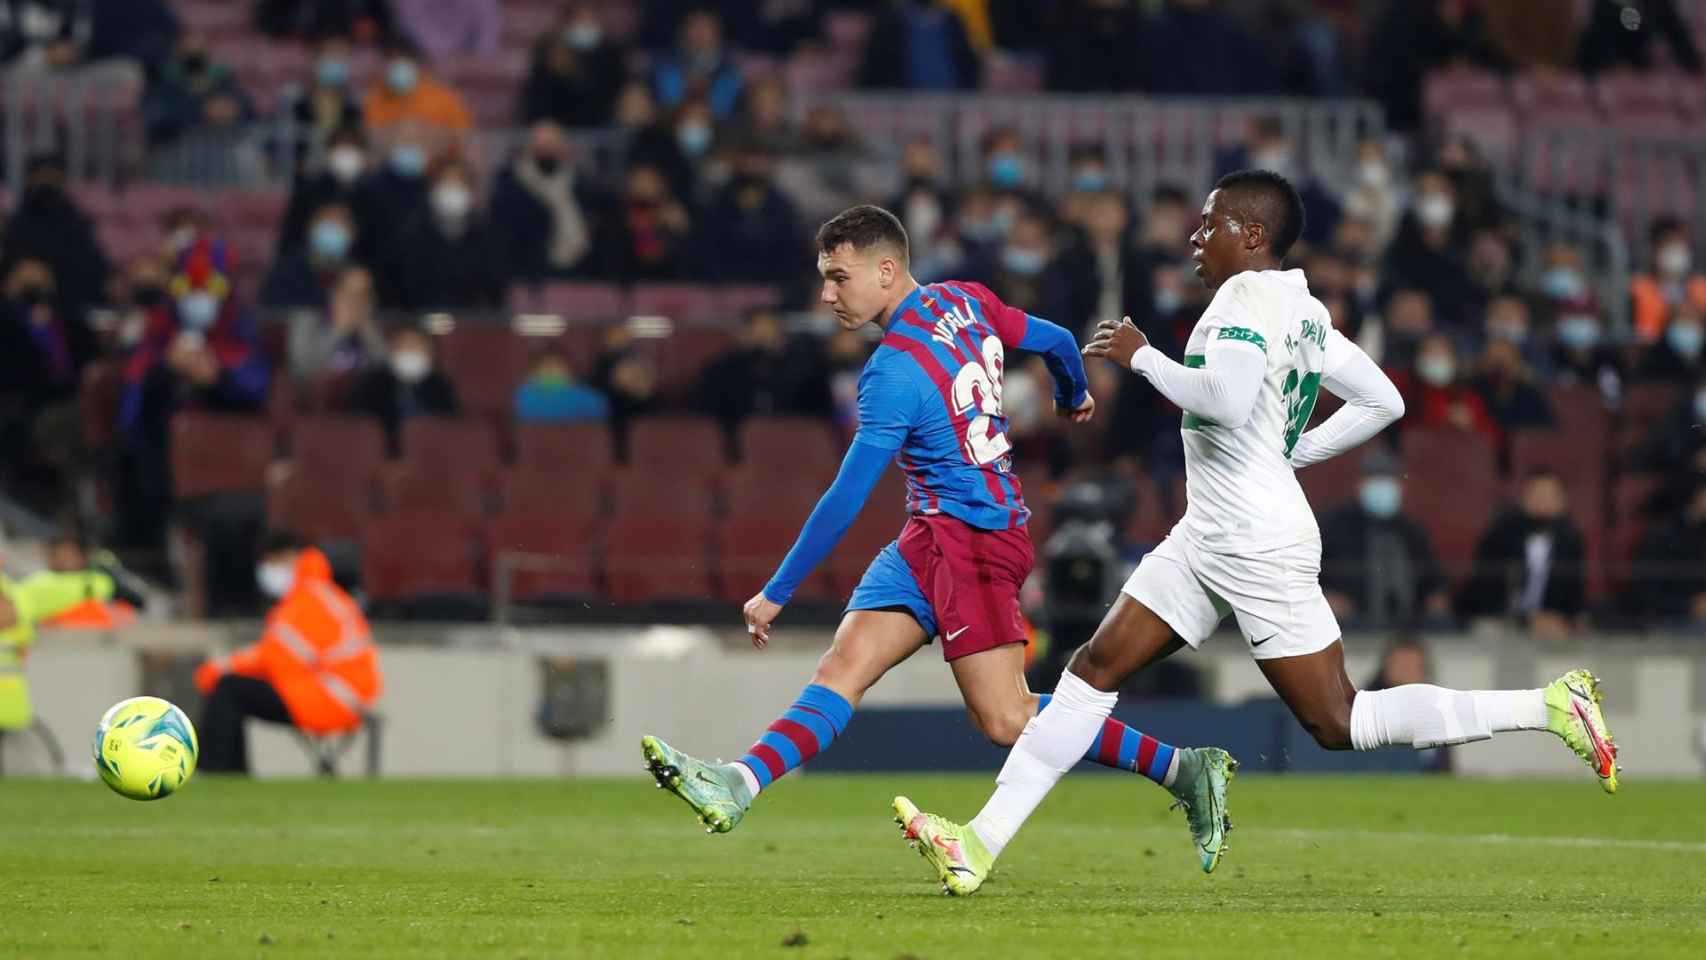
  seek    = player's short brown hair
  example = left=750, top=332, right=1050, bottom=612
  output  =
left=816, top=204, right=909, bottom=265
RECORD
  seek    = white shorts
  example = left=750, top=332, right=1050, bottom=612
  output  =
left=1121, top=533, right=1340, bottom=660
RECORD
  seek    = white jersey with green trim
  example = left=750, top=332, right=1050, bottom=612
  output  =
left=1176, top=268, right=1342, bottom=554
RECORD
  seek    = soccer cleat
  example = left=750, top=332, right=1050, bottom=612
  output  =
left=640, top=735, right=752, bottom=833
left=892, top=796, right=993, bottom=897
left=1165, top=747, right=1238, bottom=874
left=1544, top=669, right=1619, bottom=794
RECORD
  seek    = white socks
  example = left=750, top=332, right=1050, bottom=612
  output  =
left=732, top=760, right=762, bottom=799
left=1350, top=685, right=1548, bottom=751
left=969, top=671, right=1117, bottom=858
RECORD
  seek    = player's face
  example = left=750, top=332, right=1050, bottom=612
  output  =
left=1189, top=190, right=1245, bottom=290
left=818, top=244, right=890, bottom=330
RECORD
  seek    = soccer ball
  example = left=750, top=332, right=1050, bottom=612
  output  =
left=92, top=696, right=199, bottom=801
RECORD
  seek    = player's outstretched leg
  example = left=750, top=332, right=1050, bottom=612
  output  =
left=1542, top=668, right=1619, bottom=793
left=640, top=735, right=754, bottom=834
left=892, top=796, right=995, bottom=897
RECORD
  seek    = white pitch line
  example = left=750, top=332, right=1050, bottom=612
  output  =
left=1268, top=827, right=1706, bottom=854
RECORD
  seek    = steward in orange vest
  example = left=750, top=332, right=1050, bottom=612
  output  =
left=195, top=533, right=381, bottom=773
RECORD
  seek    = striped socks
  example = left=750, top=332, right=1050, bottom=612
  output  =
left=1037, top=693, right=1179, bottom=785
left=735, top=683, right=854, bottom=795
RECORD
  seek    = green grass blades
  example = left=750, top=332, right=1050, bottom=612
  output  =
left=2, top=775, right=1704, bottom=959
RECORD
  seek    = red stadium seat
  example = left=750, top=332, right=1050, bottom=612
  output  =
left=485, top=511, right=602, bottom=603
left=721, top=465, right=831, bottom=521
left=1296, top=445, right=1371, bottom=514
left=500, top=467, right=609, bottom=516
left=1509, top=429, right=1608, bottom=538
left=400, top=417, right=503, bottom=477
left=630, top=284, right=723, bottom=321
left=610, top=473, right=718, bottom=517
left=379, top=462, right=488, bottom=516
left=626, top=415, right=728, bottom=475
left=716, top=514, right=835, bottom=603
left=537, top=283, right=627, bottom=319
left=515, top=421, right=615, bottom=475
left=362, top=512, right=483, bottom=603
left=437, top=327, right=534, bottom=417
left=823, top=508, right=907, bottom=596
left=718, top=285, right=783, bottom=316
left=266, top=465, right=374, bottom=544
left=602, top=515, right=715, bottom=604
left=1401, top=427, right=1501, bottom=578
left=169, top=413, right=277, bottom=499
left=738, top=416, right=840, bottom=470
left=287, top=417, right=387, bottom=490
left=1423, top=67, right=1508, bottom=115
left=655, top=328, right=737, bottom=396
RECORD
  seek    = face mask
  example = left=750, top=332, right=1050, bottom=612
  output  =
left=565, top=23, right=602, bottom=50
left=256, top=561, right=295, bottom=599
left=1539, top=266, right=1585, bottom=301
left=315, top=56, right=349, bottom=88
left=391, top=350, right=431, bottom=383
left=676, top=124, right=711, bottom=156
left=1488, top=323, right=1526, bottom=345
left=177, top=291, right=219, bottom=330
left=987, top=153, right=1025, bottom=188
left=310, top=220, right=352, bottom=261
left=1417, top=355, right=1455, bottom=387
left=1359, top=161, right=1388, bottom=187
left=390, top=143, right=426, bottom=177
left=386, top=58, right=418, bottom=95
left=1658, top=243, right=1692, bottom=277
left=1001, top=246, right=1045, bottom=276
left=1153, top=288, right=1183, bottom=314
left=1359, top=477, right=1402, bottom=518
left=327, top=145, right=365, bottom=184
left=432, top=181, right=473, bottom=221
left=1557, top=314, right=1600, bottom=350
left=1668, top=322, right=1705, bottom=359
left=1072, top=168, right=1108, bottom=193
left=1416, top=194, right=1454, bottom=229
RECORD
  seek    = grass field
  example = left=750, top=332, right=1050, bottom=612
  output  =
left=3, top=774, right=1704, bottom=959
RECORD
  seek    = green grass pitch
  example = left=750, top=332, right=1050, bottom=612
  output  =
left=3, top=774, right=1703, bottom=959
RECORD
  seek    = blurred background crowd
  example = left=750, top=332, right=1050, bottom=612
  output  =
left=0, top=0, right=1704, bottom=646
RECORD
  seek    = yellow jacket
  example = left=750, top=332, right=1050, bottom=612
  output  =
left=1, top=571, right=114, bottom=730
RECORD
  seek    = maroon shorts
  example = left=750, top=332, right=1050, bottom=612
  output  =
left=896, top=514, right=1035, bottom=662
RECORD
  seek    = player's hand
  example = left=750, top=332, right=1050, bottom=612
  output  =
left=743, top=592, right=783, bottom=649
left=1056, top=392, right=1094, bottom=423
left=1083, top=317, right=1149, bottom=369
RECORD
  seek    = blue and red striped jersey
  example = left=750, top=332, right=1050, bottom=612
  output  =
left=858, top=280, right=1047, bottom=532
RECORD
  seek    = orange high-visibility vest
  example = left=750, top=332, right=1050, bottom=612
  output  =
left=1630, top=273, right=1706, bottom=342
left=195, top=549, right=381, bottom=734
left=44, top=599, right=137, bottom=630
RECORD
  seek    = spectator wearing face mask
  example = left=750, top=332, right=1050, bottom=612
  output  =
left=1547, top=306, right=1623, bottom=403
left=521, top=1, right=626, bottom=129
left=978, top=127, right=1043, bottom=205
left=610, top=163, right=694, bottom=282
left=1534, top=242, right=1598, bottom=317
left=1458, top=469, right=1588, bottom=638
left=0, top=154, right=109, bottom=324
left=1217, top=116, right=1340, bottom=246
left=1384, top=170, right=1478, bottom=329
left=514, top=349, right=608, bottom=424
left=593, top=329, right=660, bottom=456
left=490, top=121, right=607, bottom=282
left=652, top=8, right=743, bottom=119
left=1473, top=339, right=1555, bottom=435
left=141, top=32, right=255, bottom=150
left=362, top=38, right=471, bottom=136
left=889, top=140, right=960, bottom=282
left=344, top=326, right=459, bottom=454
left=1639, top=304, right=1706, bottom=383
left=693, top=139, right=804, bottom=288
left=365, top=120, right=437, bottom=238
left=1630, top=217, right=1706, bottom=343
left=261, top=202, right=362, bottom=308
left=115, top=238, right=269, bottom=548
left=276, top=124, right=380, bottom=260
left=1341, top=138, right=1401, bottom=252
left=288, top=265, right=385, bottom=383
left=377, top=157, right=505, bottom=310
left=972, top=207, right=1065, bottom=317
left=277, top=35, right=364, bottom=172
left=859, top=0, right=981, bottom=91
left=1318, top=447, right=1450, bottom=629
left=1406, top=333, right=1501, bottom=450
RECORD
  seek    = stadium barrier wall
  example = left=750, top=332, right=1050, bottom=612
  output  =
left=7, top=624, right=1704, bottom=780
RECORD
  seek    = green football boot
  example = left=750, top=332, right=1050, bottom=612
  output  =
left=1165, top=747, right=1238, bottom=874
left=892, top=796, right=995, bottom=897
left=1544, top=669, right=1619, bottom=794
left=640, top=735, right=753, bottom=833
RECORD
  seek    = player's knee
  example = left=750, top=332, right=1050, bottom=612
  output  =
left=1066, top=641, right=1124, bottom=692
left=1301, top=702, right=1354, bottom=751
left=968, top=704, right=1030, bottom=747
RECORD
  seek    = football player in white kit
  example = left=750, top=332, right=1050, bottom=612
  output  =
left=891, top=170, right=1620, bottom=896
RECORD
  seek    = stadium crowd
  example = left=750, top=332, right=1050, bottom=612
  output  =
left=0, top=1, right=1704, bottom=636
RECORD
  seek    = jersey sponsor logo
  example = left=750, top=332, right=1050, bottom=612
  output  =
left=1181, top=354, right=1213, bottom=431
left=1216, top=326, right=1268, bottom=352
